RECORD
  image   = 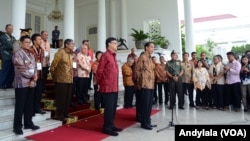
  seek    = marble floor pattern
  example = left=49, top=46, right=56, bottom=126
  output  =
left=21, top=95, right=250, bottom=141
left=103, top=96, right=250, bottom=141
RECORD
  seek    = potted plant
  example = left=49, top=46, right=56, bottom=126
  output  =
left=130, top=28, right=149, bottom=49
left=150, top=34, right=170, bottom=49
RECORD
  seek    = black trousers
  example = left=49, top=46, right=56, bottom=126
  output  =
left=169, top=77, right=184, bottom=107
left=88, top=71, right=93, bottom=89
left=14, top=87, right=35, bottom=130
left=34, top=79, right=43, bottom=112
left=42, top=67, right=49, bottom=92
left=71, top=77, right=78, bottom=104
left=52, top=39, right=59, bottom=48
left=153, top=83, right=158, bottom=102
left=157, top=82, right=169, bottom=104
left=77, top=77, right=89, bottom=104
left=196, top=87, right=209, bottom=106
left=140, top=88, right=154, bottom=126
left=183, top=83, right=194, bottom=106
left=0, top=60, right=14, bottom=89
left=135, top=89, right=142, bottom=121
left=55, top=83, right=72, bottom=120
left=101, top=92, right=118, bottom=132
left=124, top=86, right=135, bottom=108
left=212, top=84, right=224, bottom=108
left=225, top=83, right=241, bottom=108
left=94, top=84, right=103, bottom=110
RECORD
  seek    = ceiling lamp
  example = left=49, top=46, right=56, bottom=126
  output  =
left=47, top=0, right=64, bottom=22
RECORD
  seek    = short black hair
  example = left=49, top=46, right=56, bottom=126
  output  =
left=95, top=50, right=103, bottom=59
left=191, top=52, right=196, bottom=56
left=144, top=42, right=154, bottom=51
left=216, top=54, right=223, bottom=60
left=31, top=33, right=41, bottom=44
left=105, top=37, right=117, bottom=48
left=64, top=39, right=73, bottom=47
left=41, top=30, right=47, bottom=34
left=226, top=51, right=235, bottom=56
left=82, top=40, right=89, bottom=44
left=245, top=50, right=250, bottom=55
left=20, top=35, right=30, bottom=42
left=5, top=24, right=12, bottom=29
left=183, top=52, right=189, bottom=56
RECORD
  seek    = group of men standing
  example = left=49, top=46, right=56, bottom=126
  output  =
left=0, top=24, right=51, bottom=135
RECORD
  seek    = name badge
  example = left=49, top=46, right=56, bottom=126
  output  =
left=73, top=62, right=77, bottom=69
left=29, top=69, right=35, bottom=74
left=37, top=63, right=42, bottom=70
left=44, top=51, right=49, bottom=57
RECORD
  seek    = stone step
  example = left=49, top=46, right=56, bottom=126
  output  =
left=0, top=105, right=15, bottom=117
left=0, top=119, right=62, bottom=141
left=0, top=89, right=15, bottom=96
left=0, top=111, right=51, bottom=131
left=0, top=94, right=15, bottom=106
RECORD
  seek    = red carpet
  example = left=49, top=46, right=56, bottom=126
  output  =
left=27, top=108, right=160, bottom=141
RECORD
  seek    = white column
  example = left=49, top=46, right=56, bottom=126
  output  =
left=64, top=0, right=74, bottom=40
left=184, top=0, right=195, bottom=54
left=110, top=0, right=116, bottom=37
left=97, top=0, right=106, bottom=52
left=121, top=0, right=127, bottom=41
left=12, top=0, right=26, bottom=39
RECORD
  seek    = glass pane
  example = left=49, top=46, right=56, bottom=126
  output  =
left=148, top=19, right=161, bottom=37
left=35, top=16, right=40, bottom=24
left=25, top=13, right=31, bottom=28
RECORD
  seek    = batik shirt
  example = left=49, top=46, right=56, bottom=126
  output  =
left=13, top=48, right=37, bottom=88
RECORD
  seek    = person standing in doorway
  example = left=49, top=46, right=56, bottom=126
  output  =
left=0, top=24, right=16, bottom=89
left=96, top=37, right=122, bottom=136
left=52, top=26, right=60, bottom=48
left=136, top=42, right=157, bottom=130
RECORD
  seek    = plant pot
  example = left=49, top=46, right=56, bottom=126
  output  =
left=135, top=40, right=145, bottom=49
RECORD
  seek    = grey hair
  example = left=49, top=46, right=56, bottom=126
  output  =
left=127, top=57, right=134, bottom=63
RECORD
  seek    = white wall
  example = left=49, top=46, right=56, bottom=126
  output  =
left=0, top=0, right=12, bottom=31
left=126, top=0, right=182, bottom=54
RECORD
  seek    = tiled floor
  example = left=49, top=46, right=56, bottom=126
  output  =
left=103, top=96, right=250, bottom=141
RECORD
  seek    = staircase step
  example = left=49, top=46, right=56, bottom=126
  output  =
left=0, top=112, right=51, bottom=131
left=0, top=105, right=14, bottom=117
left=0, top=89, right=15, bottom=96
left=0, top=94, right=15, bottom=106
left=0, top=119, right=62, bottom=141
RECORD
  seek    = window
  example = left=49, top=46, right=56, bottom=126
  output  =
left=145, top=19, right=161, bottom=38
left=25, top=12, right=43, bottom=33
left=25, top=13, right=31, bottom=29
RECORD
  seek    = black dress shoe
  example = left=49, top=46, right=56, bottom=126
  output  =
left=13, top=129, right=23, bottom=135
left=179, top=107, right=184, bottom=110
left=141, top=125, right=152, bottom=130
left=64, top=114, right=74, bottom=118
left=103, top=130, right=119, bottom=136
left=24, top=125, right=40, bottom=130
left=149, top=124, right=157, bottom=128
left=113, top=127, right=123, bottom=132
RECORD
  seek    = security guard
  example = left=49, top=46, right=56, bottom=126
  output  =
left=166, top=50, right=184, bottom=109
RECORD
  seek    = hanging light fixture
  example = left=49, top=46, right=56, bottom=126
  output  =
left=48, top=0, right=64, bottom=22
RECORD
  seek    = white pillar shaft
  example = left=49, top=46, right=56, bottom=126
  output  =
left=184, top=0, right=195, bottom=54
left=110, top=0, right=116, bottom=37
left=64, top=0, right=75, bottom=40
left=12, top=0, right=26, bottom=39
left=121, top=0, right=127, bottom=40
left=97, top=0, right=106, bottom=52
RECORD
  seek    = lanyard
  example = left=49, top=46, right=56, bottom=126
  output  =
left=33, top=46, right=41, bottom=61
left=21, top=49, right=31, bottom=62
